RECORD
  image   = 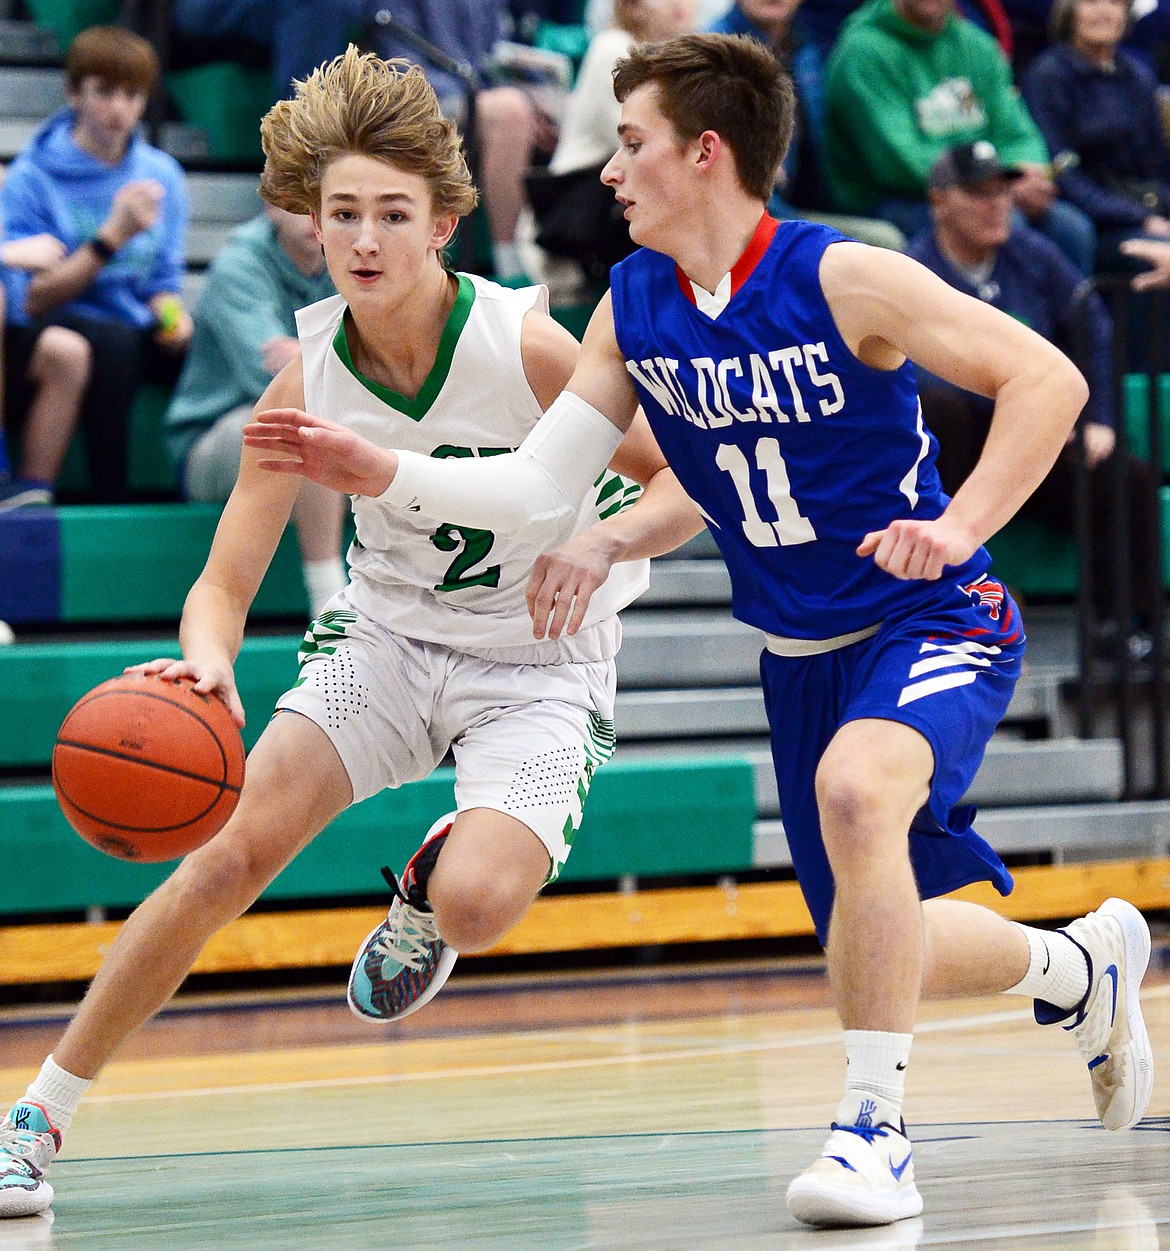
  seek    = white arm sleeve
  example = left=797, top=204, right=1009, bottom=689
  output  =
left=375, top=390, right=625, bottom=534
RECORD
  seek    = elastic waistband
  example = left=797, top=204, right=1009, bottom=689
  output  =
left=764, top=622, right=881, bottom=657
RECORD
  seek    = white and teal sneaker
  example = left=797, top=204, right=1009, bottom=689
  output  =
left=347, top=814, right=459, bottom=1023
left=1035, top=897, right=1154, bottom=1131
left=786, top=1092, right=923, bottom=1228
left=0, top=1102, right=60, bottom=1218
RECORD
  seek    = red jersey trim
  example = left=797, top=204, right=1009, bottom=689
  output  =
left=675, top=213, right=780, bottom=306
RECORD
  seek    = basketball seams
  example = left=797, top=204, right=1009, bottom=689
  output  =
left=52, top=737, right=244, bottom=793
left=65, top=684, right=238, bottom=782
left=53, top=774, right=234, bottom=835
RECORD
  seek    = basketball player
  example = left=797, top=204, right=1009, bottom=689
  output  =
left=0, top=50, right=702, bottom=1219
left=243, top=34, right=1155, bottom=1230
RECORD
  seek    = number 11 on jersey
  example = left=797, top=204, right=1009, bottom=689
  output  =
left=715, top=438, right=817, bottom=548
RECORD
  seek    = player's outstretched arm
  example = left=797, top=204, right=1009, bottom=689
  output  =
left=822, top=242, right=1089, bottom=581
left=246, top=292, right=640, bottom=537
left=527, top=410, right=703, bottom=640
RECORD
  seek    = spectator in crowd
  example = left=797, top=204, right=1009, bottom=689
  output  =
left=175, top=1, right=544, bottom=284
left=552, top=0, right=696, bottom=179
left=0, top=25, right=191, bottom=504
left=172, top=0, right=346, bottom=100
left=1021, top=0, right=1170, bottom=271
left=165, top=206, right=346, bottom=618
left=1002, top=0, right=1170, bottom=78
left=797, top=0, right=1013, bottom=61
left=909, top=142, right=1161, bottom=654
left=533, top=0, right=695, bottom=282
left=823, top=0, right=1097, bottom=271
left=368, top=0, right=554, bottom=284
left=706, top=0, right=906, bottom=248
left=0, top=233, right=91, bottom=510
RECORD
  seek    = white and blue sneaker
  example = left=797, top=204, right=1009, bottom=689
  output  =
left=1035, top=897, right=1154, bottom=1131
left=347, top=814, right=459, bottom=1023
left=786, top=1092, right=923, bottom=1228
left=0, top=1102, right=60, bottom=1218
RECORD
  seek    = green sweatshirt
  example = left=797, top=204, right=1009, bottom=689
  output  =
left=165, top=214, right=335, bottom=468
left=823, top=0, right=1048, bottom=213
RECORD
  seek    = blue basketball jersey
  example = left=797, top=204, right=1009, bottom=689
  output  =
left=609, top=216, right=990, bottom=639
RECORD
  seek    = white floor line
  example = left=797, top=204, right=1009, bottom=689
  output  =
left=80, top=986, right=1170, bottom=1105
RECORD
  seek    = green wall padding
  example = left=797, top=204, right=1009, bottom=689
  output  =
left=58, top=504, right=308, bottom=621
left=0, top=756, right=756, bottom=915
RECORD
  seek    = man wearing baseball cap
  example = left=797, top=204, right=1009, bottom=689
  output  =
left=910, top=141, right=1160, bottom=658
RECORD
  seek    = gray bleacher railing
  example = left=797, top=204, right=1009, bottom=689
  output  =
left=1071, top=278, right=1169, bottom=798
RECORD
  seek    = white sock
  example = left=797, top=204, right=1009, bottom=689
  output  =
left=23, top=1055, right=92, bottom=1132
left=303, top=556, right=347, bottom=619
left=843, top=1029, right=912, bottom=1113
left=493, top=241, right=523, bottom=279
left=1005, top=923, right=1090, bottom=1010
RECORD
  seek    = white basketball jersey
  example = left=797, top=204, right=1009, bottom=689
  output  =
left=296, top=274, right=649, bottom=662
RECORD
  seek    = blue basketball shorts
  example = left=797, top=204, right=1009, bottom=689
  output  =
left=759, top=573, right=1026, bottom=943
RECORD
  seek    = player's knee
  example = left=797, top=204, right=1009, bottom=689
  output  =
left=171, top=830, right=276, bottom=921
left=815, top=763, right=890, bottom=861
left=430, top=872, right=530, bottom=953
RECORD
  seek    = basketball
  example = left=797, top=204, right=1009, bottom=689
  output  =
left=52, top=673, right=246, bottom=862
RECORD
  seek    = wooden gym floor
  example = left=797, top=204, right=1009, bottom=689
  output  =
left=1, top=942, right=1169, bottom=1250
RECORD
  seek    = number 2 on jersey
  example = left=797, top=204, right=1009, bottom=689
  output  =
left=715, top=438, right=817, bottom=547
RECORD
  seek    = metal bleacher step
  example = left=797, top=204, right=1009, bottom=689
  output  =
left=0, top=64, right=63, bottom=117
left=619, top=735, right=1125, bottom=811
left=0, top=19, right=60, bottom=65
left=753, top=799, right=1170, bottom=871
left=618, top=611, right=1074, bottom=734
left=641, top=558, right=733, bottom=607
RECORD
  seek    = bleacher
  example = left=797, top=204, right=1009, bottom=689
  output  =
left=2, top=0, right=1170, bottom=992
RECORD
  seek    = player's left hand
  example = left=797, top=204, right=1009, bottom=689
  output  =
left=527, top=531, right=617, bottom=639
left=857, top=517, right=980, bottom=581
left=244, top=407, right=396, bottom=497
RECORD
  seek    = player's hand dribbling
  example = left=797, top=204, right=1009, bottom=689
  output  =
left=244, top=408, right=396, bottom=497
left=527, top=531, right=618, bottom=640
left=124, top=657, right=246, bottom=728
left=857, top=516, right=980, bottom=581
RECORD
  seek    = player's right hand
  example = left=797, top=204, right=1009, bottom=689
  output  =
left=124, top=657, right=245, bottom=728
left=857, top=516, right=980, bottom=581
left=244, top=407, right=397, bottom=497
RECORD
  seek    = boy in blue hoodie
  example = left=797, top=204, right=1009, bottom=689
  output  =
left=1, top=25, right=191, bottom=502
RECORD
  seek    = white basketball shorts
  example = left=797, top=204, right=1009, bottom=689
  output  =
left=275, top=602, right=617, bottom=882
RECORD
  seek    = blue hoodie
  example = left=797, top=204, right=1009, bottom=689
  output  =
left=1, top=107, right=188, bottom=328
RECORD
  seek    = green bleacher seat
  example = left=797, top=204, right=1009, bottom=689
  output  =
left=1123, top=372, right=1170, bottom=474
left=22, top=0, right=116, bottom=50
left=56, top=383, right=177, bottom=497
left=1, top=756, right=756, bottom=914
left=54, top=503, right=307, bottom=622
left=0, top=635, right=300, bottom=768
left=533, top=21, right=590, bottom=77
left=165, top=61, right=272, bottom=164
left=985, top=516, right=1079, bottom=598
left=550, top=301, right=598, bottom=341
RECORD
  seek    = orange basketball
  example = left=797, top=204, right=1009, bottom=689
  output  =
left=52, top=673, right=246, bottom=862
